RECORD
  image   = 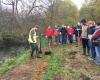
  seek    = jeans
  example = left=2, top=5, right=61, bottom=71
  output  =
left=58, top=35, right=62, bottom=43
left=62, top=35, right=67, bottom=44
left=95, top=47, right=100, bottom=63
left=88, top=39, right=96, bottom=60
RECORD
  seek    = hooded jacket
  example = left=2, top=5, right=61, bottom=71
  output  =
left=45, top=27, right=53, bottom=37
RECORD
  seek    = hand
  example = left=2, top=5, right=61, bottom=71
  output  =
left=59, top=32, right=61, bottom=35
left=45, top=36, right=48, bottom=39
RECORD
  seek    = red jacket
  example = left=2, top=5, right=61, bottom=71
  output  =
left=67, top=27, right=74, bottom=36
left=92, top=29, right=100, bottom=40
left=53, top=29, right=59, bottom=36
left=45, top=27, right=53, bottom=37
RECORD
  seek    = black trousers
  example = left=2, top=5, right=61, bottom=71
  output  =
left=68, top=35, right=73, bottom=44
left=30, top=43, right=39, bottom=57
left=81, top=38, right=90, bottom=55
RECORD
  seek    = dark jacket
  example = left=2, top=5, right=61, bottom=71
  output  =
left=60, top=27, right=67, bottom=35
left=87, top=26, right=95, bottom=35
left=75, top=25, right=82, bottom=37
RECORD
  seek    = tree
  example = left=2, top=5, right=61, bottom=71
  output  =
left=80, top=0, right=100, bottom=22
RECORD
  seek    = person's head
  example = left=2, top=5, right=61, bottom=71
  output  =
left=77, top=22, right=81, bottom=26
left=87, top=21, right=95, bottom=27
left=62, top=24, right=64, bottom=28
left=55, top=25, right=57, bottom=28
left=35, top=25, right=40, bottom=32
left=81, top=19, right=87, bottom=25
left=67, top=26, right=70, bottom=28
left=48, top=25, right=51, bottom=28
left=96, top=22, right=100, bottom=28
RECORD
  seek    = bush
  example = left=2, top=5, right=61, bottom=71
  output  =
left=1, top=33, right=18, bottom=46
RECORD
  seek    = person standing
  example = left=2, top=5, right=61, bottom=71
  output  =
left=28, top=25, right=40, bottom=58
left=81, top=21, right=90, bottom=56
left=75, top=22, right=82, bottom=45
left=67, top=26, right=75, bottom=44
left=53, top=25, right=59, bottom=46
left=45, top=25, right=54, bottom=47
left=92, top=22, right=100, bottom=65
left=60, top=25, right=67, bottom=45
left=58, top=25, right=62, bottom=45
left=87, top=21, right=96, bottom=61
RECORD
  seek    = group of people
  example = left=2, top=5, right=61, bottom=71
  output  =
left=28, top=19, right=100, bottom=65
left=80, top=20, right=100, bottom=65
left=45, top=25, right=75, bottom=46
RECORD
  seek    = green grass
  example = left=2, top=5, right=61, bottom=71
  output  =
left=0, top=37, right=47, bottom=78
left=43, top=45, right=81, bottom=80
left=63, top=69, right=80, bottom=79
left=0, top=50, right=30, bottom=78
left=43, top=47, right=64, bottom=80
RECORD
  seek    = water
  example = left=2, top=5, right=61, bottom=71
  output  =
left=0, top=46, right=25, bottom=63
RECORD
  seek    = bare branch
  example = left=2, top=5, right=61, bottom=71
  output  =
left=1, top=0, right=12, bottom=5
left=40, top=0, right=49, bottom=7
left=27, top=0, right=37, bottom=15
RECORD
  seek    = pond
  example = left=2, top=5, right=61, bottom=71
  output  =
left=0, top=46, right=26, bottom=63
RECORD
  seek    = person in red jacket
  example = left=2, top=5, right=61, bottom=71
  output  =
left=53, top=25, right=59, bottom=45
left=45, top=25, right=53, bottom=46
left=67, top=26, right=75, bottom=44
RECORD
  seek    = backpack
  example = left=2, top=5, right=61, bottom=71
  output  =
left=93, top=37, right=100, bottom=47
left=93, top=29, right=100, bottom=47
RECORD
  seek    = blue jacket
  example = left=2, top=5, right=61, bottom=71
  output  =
left=87, top=26, right=95, bottom=35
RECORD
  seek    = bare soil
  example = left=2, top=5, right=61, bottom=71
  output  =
left=1, top=45, right=100, bottom=80
left=1, top=58, right=48, bottom=80
left=63, top=45, right=100, bottom=80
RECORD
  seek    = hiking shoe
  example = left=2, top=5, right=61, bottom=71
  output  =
left=30, top=56, right=34, bottom=59
left=88, top=57, right=94, bottom=61
left=37, top=55, right=42, bottom=58
left=80, top=52, right=85, bottom=55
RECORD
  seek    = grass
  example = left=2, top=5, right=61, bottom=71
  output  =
left=43, top=47, right=64, bottom=80
left=43, top=45, right=81, bottom=80
left=0, top=50, right=30, bottom=78
left=63, top=69, right=80, bottom=79
left=0, top=37, right=47, bottom=78
left=0, top=38, right=85, bottom=80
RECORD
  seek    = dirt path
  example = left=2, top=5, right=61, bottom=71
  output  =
left=63, top=45, right=100, bottom=80
left=1, top=57, right=49, bottom=80
left=1, top=44, right=100, bottom=80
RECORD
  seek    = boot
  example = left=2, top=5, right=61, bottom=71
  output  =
left=86, top=48, right=90, bottom=56
left=82, top=48, right=86, bottom=55
left=30, top=51, right=34, bottom=59
left=36, top=51, right=42, bottom=58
